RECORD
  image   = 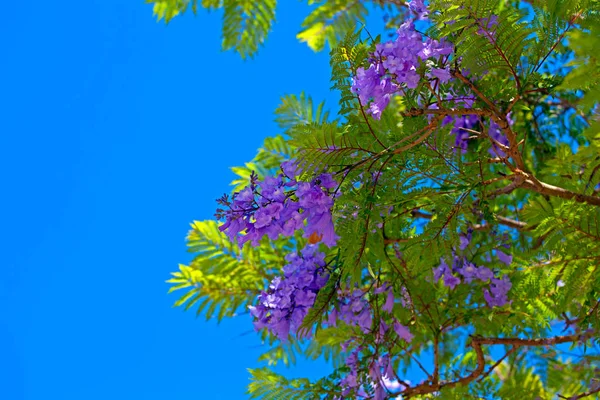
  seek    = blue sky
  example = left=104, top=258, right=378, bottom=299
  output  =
left=0, top=1, right=371, bottom=399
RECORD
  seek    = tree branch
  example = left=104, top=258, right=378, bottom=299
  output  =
left=452, top=71, right=526, bottom=171
left=384, top=209, right=530, bottom=236
left=473, top=215, right=530, bottom=231
left=401, top=107, right=491, bottom=117
left=401, top=332, right=595, bottom=398
left=558, top=385, right=600, bottom=400
left=472, top=331, right=594, bottom=347
left=521, top=178, right=600, bottom=207
left=477, top=346, right=517, bottom=383
left=534, top=10, right=583, bottom=73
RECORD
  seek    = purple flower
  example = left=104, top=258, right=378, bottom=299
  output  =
left=483, top=275, right=512, bottom=307
left=457, top=261, right=478, bottom=283
left=369, top=361, right=382, bottom=382
left=496, top=250, right=513, bottom=265
left=253, top=202, right=283, bottom=229
left=374, top=384, right=386, bottom=400
left=249, top=245, right=328, bottom=340
left=340, top=371, right=358, bottom=389
left=430, top=67, right=452, bottom=83
left=459, top=229, right=472, bottom=250
left=316, top=173, right=337, bottom=189
left=435, top=94, right=479, bottom=153
left=383, top=355, right=395, bottom=379
left=356, top=309, right=373, bottom=333
left=218, top=160, right=338, bottom=247
left=407, top=0, right=429, bottom=20
left=393, top=321, right=414, bottom=342
left=475, top=266, right=494, bottom=281
left=434, top=257, right=461, bottom=288
left=483, top=288, right=507, bottom=307
left=382, top=289, right=395, bottom=313
left=451, top=114, right=478, bottom=152
left=443, top=272, right=461, bottom=289
left=421, top=38, right=453, bottom=59
left=303, top=211, right=339, bottom=247
left=434, top=258, right=450, bottom=281
left=351, top=18, right=455, bottom=120
left=327, top=307, right=338, bottom=327
left=295, top=289, right=316, bottom=307
left=281, top=160, right=301, bottom=180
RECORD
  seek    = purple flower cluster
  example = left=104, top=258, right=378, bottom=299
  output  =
left=249, top=245, right=328, bottom=340
left=338, top=347, right=405, bottom=399
left=408, top=0, right=428, bottom=20
left=328, top=285, right=413, bottom=398
left=433, top=232, right=513, bottom=307
left=327, top=285, right=413, bottom=342
left=216, top=160, right=339, bottom=247
left=369, top=354, right=405, bottom=399
left=328, top=289, right=373, bottom=333
left=339, top=347, right=362, bottom=396
left=483, top=275, right=512, bottom=307
left=351, top=2, right=453, bottom=120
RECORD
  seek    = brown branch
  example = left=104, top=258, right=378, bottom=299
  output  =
left=472, top=331, right=594, bottom=347
left=559, top=385, right=600, bottom=399
left=464, top=157, right=505, bottom=165
left=534, top=10, right=583, bottom=73
left=521, top=178, right=600, bottom=207
left=391, top=118, right=440, bottom=154
left=425, top=81, right=444, bottom=105
left=433, top=334, right=440, bottom=385
left=401, top=338, right=485, bottom=398
left=561, top=299, right=600, bottom=329
left=411, top=209, right=433, bottom=220
left=357, top=96, right=387, bottom=150
left=401, top=332, right=595, bottom=398
left=372, top=0, right=407, bottom=7
left=473, top=215, right=530, bottom=231
left=489, top=175, right=526, bottom=197
left=452, top=71, right=499, bottom=115
left=452, top=71, right=526, bottom=171
left=385, top=208, right=530, bottom=236
left=477, top=346, right=517, bottom=382
left=490, top=116, right=526, bottom=171
left=401, top=107, right=491, bottom=118
left=474, top=19, right=522, bottom=91
left=483, top=167, right=600, bottom=207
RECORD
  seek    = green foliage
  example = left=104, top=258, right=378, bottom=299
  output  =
left=432, top=0, right=532, bottom=80
left=275, top=92, right=330, bottom=132
left=146, top=0, right=276, bottom=58
left=222, top=0, right=277, bottom=59
left=329, top=29, right=371, bottom=115
left=147, top=0, right=375, bottom=57
left=247, top=368, right=321, bottom=400
left=159, top=0, right=600, bottom=398
left=297, top=0, right=368, bottom=52
left=147, top=0, right=200, bottom=23
left=556, top=1, right=600, bottom=111
left=230, top=135, right=293, bottom=192
left=166, top=220, right=288, bottom=320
